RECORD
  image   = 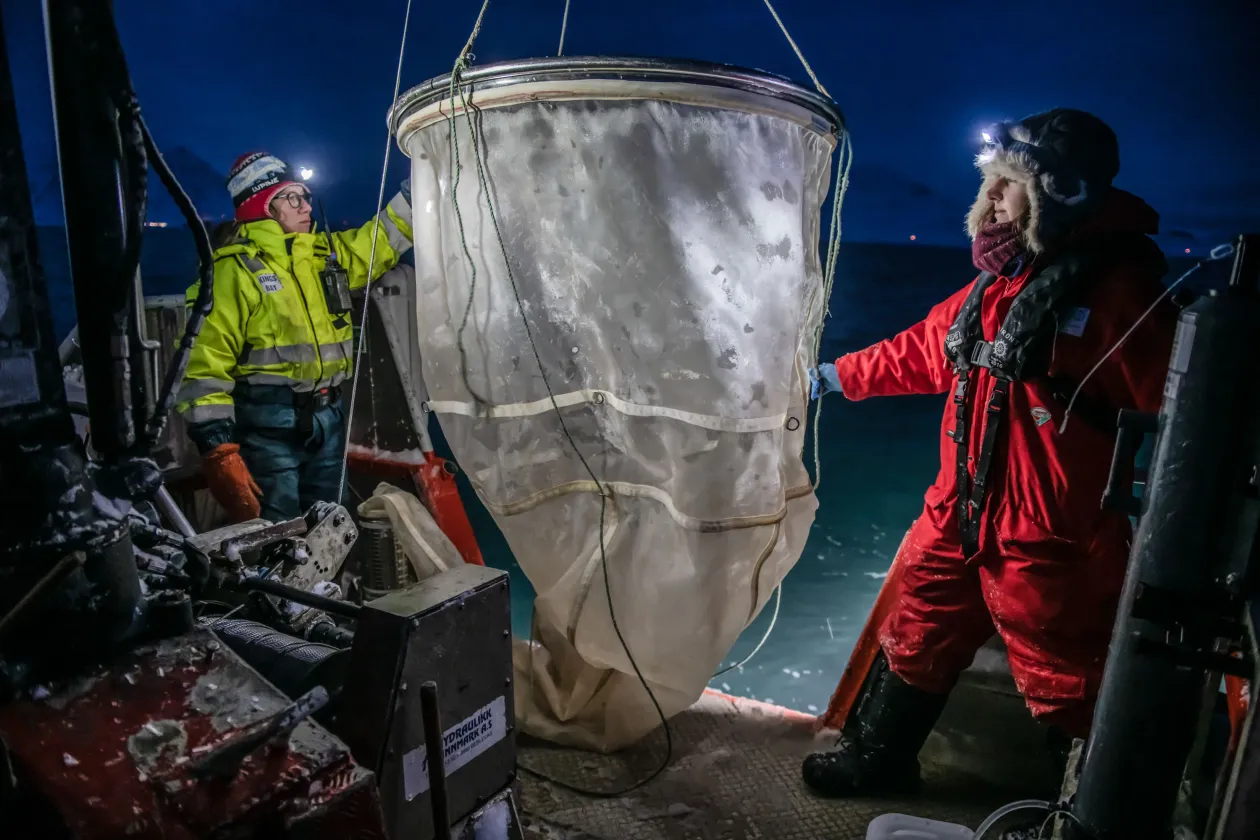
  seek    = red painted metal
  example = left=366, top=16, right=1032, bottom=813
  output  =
left=347, top=449, right=485, bottom=566
left=1227, top=674, right=1251, bottom=755
left=819, top=532, right=909, bottom=731
left=0, top=630, right=388, bottom=839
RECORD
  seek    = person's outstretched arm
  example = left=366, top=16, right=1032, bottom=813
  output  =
left=833, top=281, right=975, bottom=401
left=332, top=183, right=414, bottom=290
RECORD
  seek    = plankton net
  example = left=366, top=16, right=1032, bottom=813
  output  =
left=389, top=57, right=845, bottom=751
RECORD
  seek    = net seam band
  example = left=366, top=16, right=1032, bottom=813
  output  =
left=426, top=390, right=790, bottom=434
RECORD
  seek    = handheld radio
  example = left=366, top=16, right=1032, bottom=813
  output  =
left=317, top=200, right=352, bottom=316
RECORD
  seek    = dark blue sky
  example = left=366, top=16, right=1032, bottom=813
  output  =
left=5, top=0, right=1257, bottom=247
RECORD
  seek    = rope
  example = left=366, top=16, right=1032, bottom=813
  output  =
left=758, top=0, right=849, bottom=491
left=458, top=0, right=491, bottom=63
left=558, top=0, right=571, bottom=56
left=809, top=130, right=852, bottom=491
left=339, top=0, right=416, bottom=496
left=760, top=0, right=830, bottom=98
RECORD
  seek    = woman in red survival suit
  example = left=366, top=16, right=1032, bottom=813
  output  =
left=802, top=109, right=1178, bottom=798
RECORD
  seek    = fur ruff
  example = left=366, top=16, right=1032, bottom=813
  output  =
left=966, top=122, right=1056, bottom=252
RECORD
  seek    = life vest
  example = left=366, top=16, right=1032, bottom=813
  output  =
left=942, top=245, right=1122, bottom=556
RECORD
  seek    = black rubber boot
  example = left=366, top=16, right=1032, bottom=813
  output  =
left=802, top=654, right=950, bottom=798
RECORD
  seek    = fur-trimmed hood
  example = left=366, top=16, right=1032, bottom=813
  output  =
left=966, top=109, right=1123, bottom=254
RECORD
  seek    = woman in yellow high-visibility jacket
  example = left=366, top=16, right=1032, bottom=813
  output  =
left=176, top=152, right=412, bottom=523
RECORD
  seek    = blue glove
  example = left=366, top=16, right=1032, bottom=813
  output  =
left=808, top=363, right=842, bottom=400
left=400, top=177, right=412, bottom=206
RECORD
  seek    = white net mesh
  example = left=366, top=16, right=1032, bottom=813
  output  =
left=398, top=75, right=836, bottom=750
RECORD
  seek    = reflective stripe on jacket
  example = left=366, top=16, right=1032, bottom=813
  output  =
left=176, top=194, right=412, bottom=424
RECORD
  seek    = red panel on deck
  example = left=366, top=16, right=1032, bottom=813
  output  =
left=347, top=449, right=485, bottom=566
left=0, top=631, right=386, bottom=839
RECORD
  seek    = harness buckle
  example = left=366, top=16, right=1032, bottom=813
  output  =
left=987, top=379, right=1010, bottom=413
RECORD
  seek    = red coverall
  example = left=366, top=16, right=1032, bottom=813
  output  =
left=833, top=191, right=1177, bottom=735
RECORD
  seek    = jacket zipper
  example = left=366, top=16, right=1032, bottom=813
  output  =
left=283, top=237, right=326, bottom=387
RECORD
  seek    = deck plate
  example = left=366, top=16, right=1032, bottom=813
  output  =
left=516, top=690, right=1037, bottom=840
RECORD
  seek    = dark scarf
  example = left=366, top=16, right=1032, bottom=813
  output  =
left=971, top=220, right=1028, bottom=275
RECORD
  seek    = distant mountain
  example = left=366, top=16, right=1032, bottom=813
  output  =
left=29, top=145, right=232, bottom=227
left=39, top=225, right=202, bottom=341
left=147, top=146, right=234, bottom=224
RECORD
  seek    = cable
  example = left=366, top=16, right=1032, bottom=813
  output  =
left=436, top=7, right=672, bottom=794
left=455, top=78, right=674, bottom=800
left=971, top=799, right=1056, bottom=840
left=137, top=115, right=215, bottom=447
left=339, top=0, right=417, bottom=497
left=557, top=0, right=571, bottom=56
left=713, top=584, right=781, bottom=678
left=1058, top=242, right=1236, bottom=435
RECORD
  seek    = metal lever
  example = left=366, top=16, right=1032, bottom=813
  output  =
left=421, top=681, right=453, bottom=840
left=1102, top=409, right=1158, bottom=516
left=235, top=577, right=362, bottom=620
left=189, top=686, right=329, bottom=779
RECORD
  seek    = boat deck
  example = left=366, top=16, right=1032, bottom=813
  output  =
left=516, top=675, right=1060, bottom=839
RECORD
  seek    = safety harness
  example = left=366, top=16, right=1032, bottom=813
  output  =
left=943, top=246, right=1115, bottom=556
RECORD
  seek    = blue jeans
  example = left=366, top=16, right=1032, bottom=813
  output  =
left=235, top=401, right=346, bottom=523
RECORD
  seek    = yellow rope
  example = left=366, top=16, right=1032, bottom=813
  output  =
left=760, top=0, right=831, bottom=98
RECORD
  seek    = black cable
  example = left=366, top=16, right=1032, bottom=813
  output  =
left=446, top=75, right=490, bottom=407
left=137, top=115, right=215, bottom=447
left=458, top=87, right=672, bottom=797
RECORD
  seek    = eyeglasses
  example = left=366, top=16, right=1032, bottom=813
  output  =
left=272, top=188, right=312, bottom=210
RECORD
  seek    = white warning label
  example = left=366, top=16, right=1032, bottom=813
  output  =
left=1169, top=321, right=1196, bottom=374
left=403, top=695, right=507, bottom=801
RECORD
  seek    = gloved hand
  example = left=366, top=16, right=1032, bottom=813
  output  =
left=809, top=363, right=842, bottom=400
left=201, top=442, right=262, bottom=522
left=400, top=177, right=411, bottom=206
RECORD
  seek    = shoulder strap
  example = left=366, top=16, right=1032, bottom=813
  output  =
left=944, top=272, right=998, bottom=370
left=958, top=241, right=1112, bottom=382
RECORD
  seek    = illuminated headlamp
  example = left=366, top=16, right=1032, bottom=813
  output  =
left=977, top=122, right=1019, bottom=165
left=977, top=120, right=1090, bottom=205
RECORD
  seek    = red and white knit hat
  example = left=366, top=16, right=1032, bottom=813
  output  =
left=226, top=152, right=300, bottom=222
